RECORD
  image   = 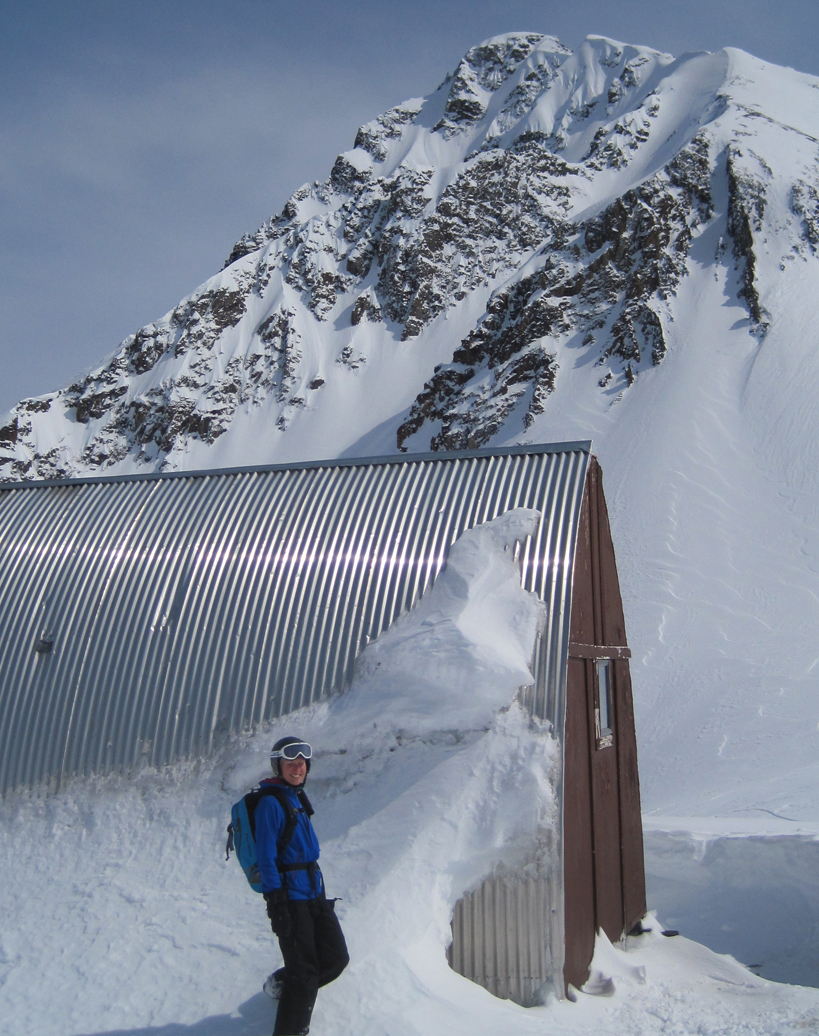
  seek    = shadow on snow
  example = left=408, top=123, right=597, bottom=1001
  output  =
left=78, top=992, right=273, bottom=1036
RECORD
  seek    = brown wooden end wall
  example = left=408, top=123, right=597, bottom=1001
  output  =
left=562, top=456, right=646, bottom=992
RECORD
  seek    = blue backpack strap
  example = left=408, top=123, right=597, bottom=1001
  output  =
left=259, top=786, right=300, bottom=862
left=225, top=784, right=316, bottom=892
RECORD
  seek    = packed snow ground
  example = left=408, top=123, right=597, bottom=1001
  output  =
left=2, top=512, right=819, bottom=1036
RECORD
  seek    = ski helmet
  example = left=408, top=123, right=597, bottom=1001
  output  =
left=270, top=735, right=312, bottom=775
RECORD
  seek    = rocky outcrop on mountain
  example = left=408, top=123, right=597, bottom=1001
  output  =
left=396, top=133, right=714, bottom=451
left=791, top=179, right=819, bottom=250
left=725, top=147, right=768, bottom=326
left=2, top=34, right=818, bottom=479
left=433, top=33, right=549, bottom=136
left=354, top=103, right=423, bottom=162
left=379, top=145, right=579, bottom=340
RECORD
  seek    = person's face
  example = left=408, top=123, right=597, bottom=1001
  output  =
left=280, top=756, right=307, bottom=786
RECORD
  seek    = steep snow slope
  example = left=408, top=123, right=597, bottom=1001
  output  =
left=3, top=512, right=818, bottom=1036
left=603, top=225, right=819, bottom=817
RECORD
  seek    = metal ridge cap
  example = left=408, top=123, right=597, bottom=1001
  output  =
left=0, top=440, right=594, bottom=492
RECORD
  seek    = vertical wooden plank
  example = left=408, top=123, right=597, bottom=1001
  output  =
left=587, top=465, right=625, bottom=943
left=588, top=689, right=625, bottom=942
left=594, top=457, right=628, bottom=649
left=588, top=460, right=604, bottom=645
left=614, top=659, right=647, bottom=931
left=568, top=476, right=595, bottom=645
left=563, top=654, right=596, bottom=991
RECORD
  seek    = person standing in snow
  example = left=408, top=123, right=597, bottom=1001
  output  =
left=257, top=736, right=349, bottom=1036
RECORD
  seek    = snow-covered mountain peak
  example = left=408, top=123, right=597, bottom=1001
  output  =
left=1, top=34, right=818, bottom=480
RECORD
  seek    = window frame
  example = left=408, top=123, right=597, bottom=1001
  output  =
left=594, top=658, right=614, bottom=749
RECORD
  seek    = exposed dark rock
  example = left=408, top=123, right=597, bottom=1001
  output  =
left=397, top=135, right=716, bottom=449
left=355, top=104, right=420, bottom=162
left=608, top=78, right=624, bottom=106
left=337, top=345, right=366, bottom=370
left=791, top=180, right=819, bottom=250
left=286, top=231, right=355, bottom=320
left=223, top=184, right=313, bottom=267
left=397, top=267, right=565, bottom=450
left=11, top=447, right=66, bottom=480
left=351, top=291, right=382, bottom=325
left=667, top=133, right=713, bottom=215
left=434, top=33, right=546, bottom=136
left=172, top=287, right=248, bottom=358
left=583, top=93, right=659, bottom=170
left=72, top=385, right=129, bottom=424
left=127, top=326, right=167, bottom=376
left=50, top=300, right=305, bottom=466
left=376, top=146, right=572, bottom=338
left=726, top=147, right=767, bottom=325
left=0, top=417, right=18, bottom=444
left=256, top=309, right=303, bottom=401
left=479, top=50, right=570, bottom=150
left=21, top=398, right=51, bottom=414
left=330, top=154, right=373, bottom=194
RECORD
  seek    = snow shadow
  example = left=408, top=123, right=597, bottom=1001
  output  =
left=645, top=832, right=819, bottom=987
left=75, top=992, right=273, bottom=1036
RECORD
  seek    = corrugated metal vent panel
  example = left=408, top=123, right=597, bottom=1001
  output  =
left=448, top=872, right=554, bottom=1006
left=0, top=444, right=589, bottom=794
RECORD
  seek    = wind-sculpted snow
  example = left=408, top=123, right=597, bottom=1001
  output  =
left=5, top=35, right=819, bottom=478
left=334, top=508, right=546, bottom=733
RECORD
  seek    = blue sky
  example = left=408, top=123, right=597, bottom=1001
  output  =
left=2, top=0, right=817, bottom=416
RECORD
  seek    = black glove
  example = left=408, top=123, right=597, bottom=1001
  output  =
left=264, top=888, right=291, bottom=939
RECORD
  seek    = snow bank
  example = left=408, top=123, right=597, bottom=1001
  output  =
left=644, top=828, right=819, bottom=987
left=325, top=506, right=546, bottom=734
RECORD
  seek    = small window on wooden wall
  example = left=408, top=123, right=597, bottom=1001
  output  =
left=595, top=659, right=613, bottom=749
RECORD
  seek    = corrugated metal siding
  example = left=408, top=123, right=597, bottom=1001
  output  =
left=0, top=444, right=589, bottom=794
left=448, top=872, right=554, bottom=1006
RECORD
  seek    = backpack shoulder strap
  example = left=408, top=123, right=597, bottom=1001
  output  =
left=296, top=788, right=314, bottom=817
left=256, top=785, right=302, bottom=865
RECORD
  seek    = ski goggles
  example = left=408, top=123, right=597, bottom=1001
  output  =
left=271, top=741, right=312, bottom=761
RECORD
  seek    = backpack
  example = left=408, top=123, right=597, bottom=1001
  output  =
left=225, top=782, right=314, bottom=893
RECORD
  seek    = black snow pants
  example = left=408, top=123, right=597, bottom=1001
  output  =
left=273, top=895, right=349, bottom=1036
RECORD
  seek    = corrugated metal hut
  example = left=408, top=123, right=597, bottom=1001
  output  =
left=0, top=441, right=645, bottom=1000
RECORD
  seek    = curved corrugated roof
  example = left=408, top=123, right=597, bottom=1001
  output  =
left=0, top=443, right=590, bottom=794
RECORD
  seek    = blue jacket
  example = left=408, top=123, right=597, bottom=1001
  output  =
left=255, top=779, right=323, bottom=900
